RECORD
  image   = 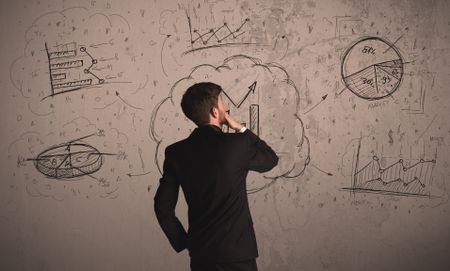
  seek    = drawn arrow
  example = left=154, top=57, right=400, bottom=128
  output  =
left=127, top=171, right=151, bottom=177
left=310, top=163, right=333, bottom=176
left=303, top=94, right=328, bottom=114
left=280, top=35, right=289, bottom=60
left=161, top=34, right=171, bottom=77
left=116, top=91, right=143, bottom=110
left=222, top=81, right=257, bottom=108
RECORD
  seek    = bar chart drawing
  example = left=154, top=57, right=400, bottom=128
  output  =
left=221, top=82, right=259, bottom=135
left=44, top=42, right=104, bottom=99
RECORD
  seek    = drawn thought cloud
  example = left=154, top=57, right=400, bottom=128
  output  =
left=150, top=55, right=310, bottom=193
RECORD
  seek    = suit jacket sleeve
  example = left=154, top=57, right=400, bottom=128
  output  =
left=244, top=129, right=279, bottom=172
left=154, top=147, right=187, bottom=253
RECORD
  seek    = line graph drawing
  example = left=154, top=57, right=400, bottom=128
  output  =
left=342, top=137, right=437, bottom=197
left=182, top=12, right=260, bottom=55
left=44, top=42, right=104, bottom=99
left=341, top=37, right=405, bottom=100
left=222, top=81, right=257, bottom=108
left=221, top=82, right=259, bottom=135
left=188, top=15, right=249, bottom=47
left=27, top=133, right=115, bottom=179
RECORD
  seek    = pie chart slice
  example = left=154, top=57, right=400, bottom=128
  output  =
left=343, top=65, right=378, bottom=99
left=375, top=65, right=400, bottom=97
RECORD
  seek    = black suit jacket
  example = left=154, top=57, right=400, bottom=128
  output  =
left=154, top=124, right=278, bottom=263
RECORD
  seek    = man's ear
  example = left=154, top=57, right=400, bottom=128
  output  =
left=210, top=106, right=219, bottom=119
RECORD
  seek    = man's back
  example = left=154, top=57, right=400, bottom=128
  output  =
left=154, top=124, right=278, bottom=264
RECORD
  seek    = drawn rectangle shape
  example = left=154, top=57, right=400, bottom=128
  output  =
left=51, top=73, right=67, bottom=80
left=49, top=50, right=77, bottom=59
left=249, top=104, right=259, bottom=136
left=50, top=59, right=83, bottom=70
left=53, top=79, right=92, bottom=90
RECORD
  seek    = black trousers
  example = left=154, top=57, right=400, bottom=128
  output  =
left=190, top=258, right=258, bottom=271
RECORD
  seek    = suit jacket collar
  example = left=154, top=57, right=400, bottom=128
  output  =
left=189, top=124, right=223, bottom=138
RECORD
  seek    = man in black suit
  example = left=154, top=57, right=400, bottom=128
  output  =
left=154, top=82, right=279, bottom=271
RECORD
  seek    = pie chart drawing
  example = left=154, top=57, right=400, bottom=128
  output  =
left=34, top=143, right=104, bottom=179
left=341, top=37, right=404, bottom=100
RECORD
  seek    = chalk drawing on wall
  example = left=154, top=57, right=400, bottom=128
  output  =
left=158, top=7, right=270, bottom=65
left=221, top=81, right=259, bottom=135
left=341, top=37, right=404, bottom=100
left=44, top=42, right=105, bottom=100
left=149, top=55, right=310, bottom=193
left=185, top=14, right=253, bottom=54
left=9, top=7, right=147, bottom=117
left=400, top=74, right=435, bottom=115
left=334, top=16, right=363, bottom=38
left=342, top=136, right=438, bottom=198
left=27, top=133, right=115, bottom=179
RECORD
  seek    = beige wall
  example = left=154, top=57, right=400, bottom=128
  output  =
left=1, top=0, right=449, bottom=270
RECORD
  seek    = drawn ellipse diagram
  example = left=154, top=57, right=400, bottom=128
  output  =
left=341, top=37, right=404, bottom=100
left=30, top=134, right=113, bottom=179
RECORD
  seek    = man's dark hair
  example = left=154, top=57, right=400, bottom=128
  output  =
left=181, top=82, right=223, bottom=126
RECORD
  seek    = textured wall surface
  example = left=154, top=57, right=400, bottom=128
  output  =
left=1, top=0, right=449, bottom=270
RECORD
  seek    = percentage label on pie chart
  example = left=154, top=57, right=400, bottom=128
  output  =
left=341, top=37, right=404, bottom=100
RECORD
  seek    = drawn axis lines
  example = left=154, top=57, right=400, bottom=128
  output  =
left=44, top=42, right=104, bottom=99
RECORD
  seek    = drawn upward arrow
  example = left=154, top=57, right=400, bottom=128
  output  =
left=222, top=81, right=257, bottom=108
left=303, top=94, right=328, bottom=114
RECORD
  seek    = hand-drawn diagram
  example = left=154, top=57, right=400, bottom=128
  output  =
left=185, top=15, right=253, bottom=54
left=9, top=7, right=147, bottom=116
left=342, top=137, right=438, bottom=198
left=341, top=37, right=404, bottom=100
left=44, top=42, right=104, bottom=99
left=158, top=6, right=274, bottom=71
left=400, top=74, right=435, bottom=115
left=28, top=133, right=114, bottom=179
left=334, top=16, right=363, bottom=39
left=221, top=81, right=259, bottom=135
left=149, top=55, right=310, bottom=193
left=6, top=114, right=139, bottom=200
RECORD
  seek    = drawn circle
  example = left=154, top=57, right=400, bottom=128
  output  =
left=341, top=37, right=404, bottom=100
left=80, top=47, right=86, bottom=52
left=34, top=143, right=103, bottom=179
left=99, top=79, right=105, bottom=84
left=92, top=59, right=98, bottom=64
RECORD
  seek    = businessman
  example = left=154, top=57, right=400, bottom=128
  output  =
left=154, top=82, right=279, bottom=271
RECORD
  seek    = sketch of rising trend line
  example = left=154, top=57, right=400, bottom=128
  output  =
left=222, top=81, right=257, bottom=108
left=189, top=17, right=250, bottom=47
left=345, top=154, right=437, bottom=197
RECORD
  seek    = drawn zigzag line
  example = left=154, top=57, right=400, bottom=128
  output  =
left=355, top=157, right=436, bottom=195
